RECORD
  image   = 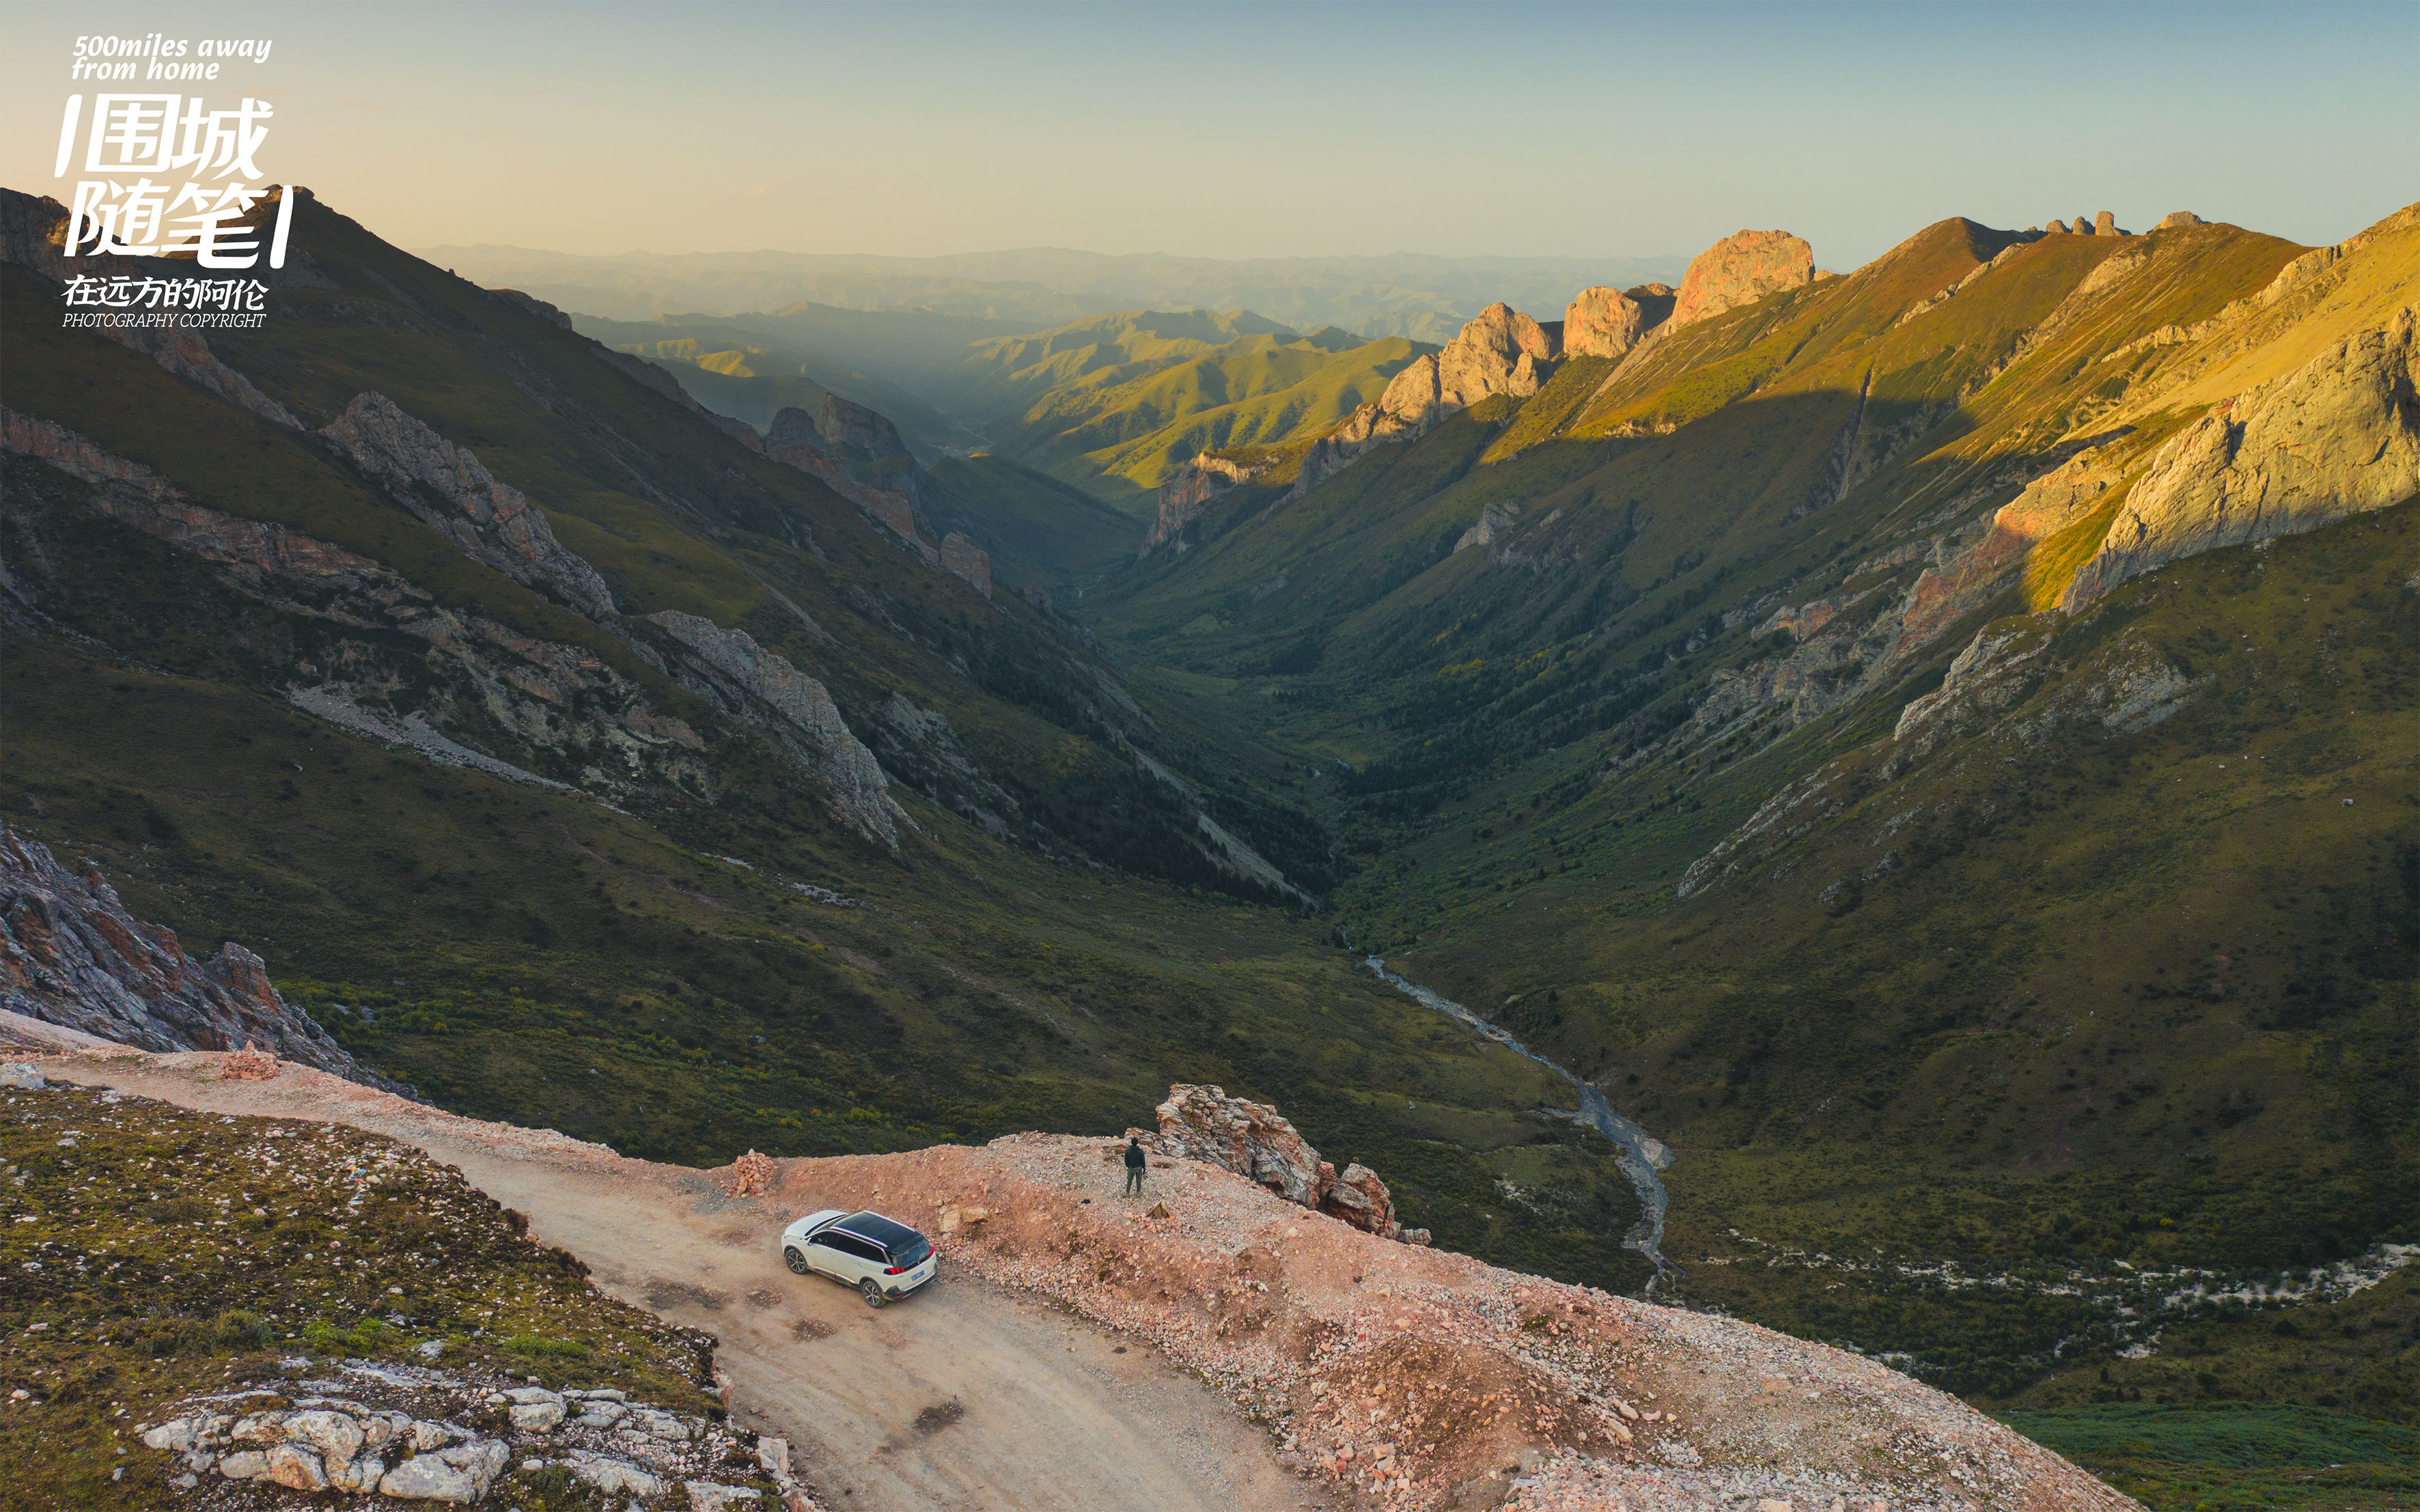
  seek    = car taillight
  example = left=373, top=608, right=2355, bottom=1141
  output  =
left=885, top=1265, right=908, bottom=1275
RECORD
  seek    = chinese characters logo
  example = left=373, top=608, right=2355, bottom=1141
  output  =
left=54, top=92, right=293, bottom=268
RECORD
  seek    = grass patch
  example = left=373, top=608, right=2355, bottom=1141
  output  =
left=0, top=1085, right=718, bottom=1511
left=2003, top=1402, right=2420, bottom=1510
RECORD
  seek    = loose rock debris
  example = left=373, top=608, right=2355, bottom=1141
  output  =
left=717, top=1128, right=2135, bottom=1511
left=9, top=1040, right=2130, bottom=1511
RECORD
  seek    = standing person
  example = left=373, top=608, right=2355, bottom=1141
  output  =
left=1122, top=1136, right=1147, bottom=1198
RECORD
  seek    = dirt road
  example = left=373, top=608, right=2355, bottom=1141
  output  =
left=40, top=1052, right=1323, bottom=1512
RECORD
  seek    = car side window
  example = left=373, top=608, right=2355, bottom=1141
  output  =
left=835, top=1233, right=883, bottom=1263
left=809, top=1231, right=847, bottom=1250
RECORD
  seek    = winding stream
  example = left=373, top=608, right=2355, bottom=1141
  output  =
left=1363, top=957, right=1684, bottom=1288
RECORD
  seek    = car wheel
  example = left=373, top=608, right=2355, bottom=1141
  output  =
left=859, top=1278, right=889, bottom=1308
left=783, top=1248, right=810, bottom=1275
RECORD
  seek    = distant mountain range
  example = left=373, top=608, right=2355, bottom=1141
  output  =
left=413, top=244, right=1687, bottom=344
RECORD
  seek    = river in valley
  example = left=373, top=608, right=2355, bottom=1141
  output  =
left=1363, top=957, right=1683, bottom=1288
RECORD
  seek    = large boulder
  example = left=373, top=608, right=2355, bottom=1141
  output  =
left=1150, top=1084, right=1407, bottom=1238
left=1153, top=1084, right=1326, bottom=1205
left=1667, top=229, right=1813, bottom=330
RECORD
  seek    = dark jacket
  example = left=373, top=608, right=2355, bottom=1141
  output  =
left=1124, top=1140, right=1146, bottom=1168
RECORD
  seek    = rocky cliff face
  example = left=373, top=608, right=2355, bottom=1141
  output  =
left=320, top=392, right=619, bottom=620
left=1666, top=229, right=1814, bottom=331
left=1142, top=453, right=1272, bottom=556
left=642, top=611, right=902, bottom=849
left=1145, top=1083, right=1425, bottom=1242
left=2064, top=307, right=2418, bottom=607
left=813, top=393, right=913, bottom=470
left=765, top=406, right=929, bottom=548
left=938, top=531, right=992, bottom=598
left=0, top=824, right=391, bottom=1085
left=1380, top=301, right=1555, bottom=431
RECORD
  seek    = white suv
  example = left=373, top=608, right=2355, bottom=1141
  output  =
left=780, top=1209, right=937, bottom=1306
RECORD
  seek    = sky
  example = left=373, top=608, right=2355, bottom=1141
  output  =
left=5, top=0, right=2415, bottom=270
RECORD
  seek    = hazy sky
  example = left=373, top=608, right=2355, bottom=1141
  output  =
left=6, top=1, right=2414, bottom=269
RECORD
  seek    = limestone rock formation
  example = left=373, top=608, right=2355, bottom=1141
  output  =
left=114, top=326, right=301, bottom=428
left=643, top=611, right=902, bottom=849
left=939, top=531, right=992, bottom=598
left=1287, top=303, right=1557, bottom=500
left=766, top=406, right=927, bottom=542
left=813, top=393, right=914, bottom=468
left=1561, top=286, right=1655, bottom=359
left=1455, top=500, right=1521, bottom=553
left=320, top=392, right=617, bottom=619
left=3, top=406, right=713, bottom=798
left=2063, top=307, right=2419, bottom=608
left=2158, top=210, right=2206, bottom=229
left=1667, top=229, right=1814, bottom=331
left=1142, top=453, right=1272, bottom=556
left=0, top=823, right=387, bottom=1084
left=2046, top=219, right=2071, bottom=234
left=1150, top=1083, right=1326, bottom=1205
left=1376, top=302, right=1555, bottom=434
left=1148, top=1083, right=1411, bottom=1239
left=1892, top=445, right=2127, bottom=652
left=139, top=1372, right=791, bottom=1507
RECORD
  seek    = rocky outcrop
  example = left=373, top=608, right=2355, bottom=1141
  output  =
left=320, top=392, right=617, bottom=619
left=1666, top=229, right=1813, bottom=331
left=1143, top=453, right=1272, bottom=556
left=1561, top=285, right=1671, bottom=360
left=139, top=1367, right=798, bottom=1507
left=2158, top=211, right=2205, bottom=230
left=113, top=326, right=301, bottom=428
left=814, top=393, right=913, bottom=468
left=0, top=824, right=387, bottom=1084
left=1146, top=1083, right=1416, bottom=1240
left=488, top=287, right=574, bottom=330
left=1891, top=444, right=2127, bottom=652
left=1454, top=500, right=1521, bottom=553
left=643, top=611, right=901, bottom=849
left=2063, top=307, right=2419, bottom=608
left=3, top=408, right=712, bottom=798
left=1382, top=302, right=1555, bottom=430
left=939, top=531, right=992, bottom=598
left=1150, top=1083, right=1326, bottom=1205
left=1288, top=304, right=1555, bottom=501
left=765, top=406, right=928, bottom=544
left=765, top=408, right=863, bottom=492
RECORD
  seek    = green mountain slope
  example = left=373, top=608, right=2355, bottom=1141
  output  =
left=0, top=186, right=1646, bottom=1304
left=936, top=309, right=1430, bottom=507
left=1080, top=201, right=2420, bottom=1428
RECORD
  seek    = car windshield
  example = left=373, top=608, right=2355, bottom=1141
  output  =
left=842, top=1212, right=928, bottom=1263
